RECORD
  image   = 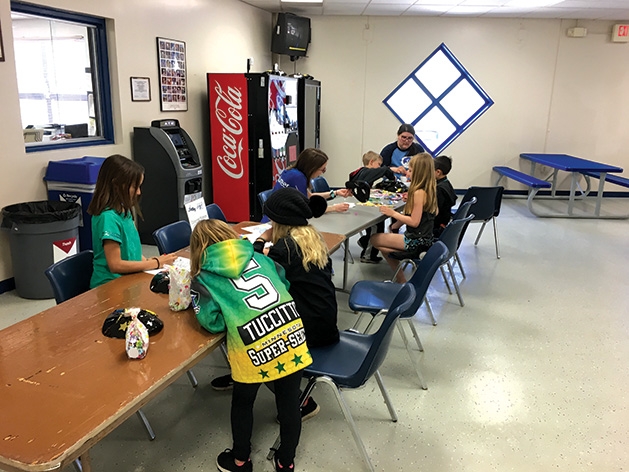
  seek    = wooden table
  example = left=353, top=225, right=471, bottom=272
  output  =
left=519, top=153, right=624, bottom=218
left=0, top=271, right=224, bottom=472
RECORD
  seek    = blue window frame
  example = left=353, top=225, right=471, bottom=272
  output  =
left=11, top=1, right=114, bottom=152
left=383, top=43, right=493, bottom=157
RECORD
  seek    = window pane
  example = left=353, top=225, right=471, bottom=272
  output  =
left=11, top=2, right=113, bottom=150
left=384, top=80, right=431, bottom=125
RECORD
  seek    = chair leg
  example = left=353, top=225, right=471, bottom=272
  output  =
left=373, top=371, right=398, bottom=421
left=474, top=221, right=488, bottom=246
left=404, top=318, right=424, bottom=352
left=344, top=241, right=354, bottom=264
left=447, top=260, right=465, bottom=307
left=319, top=376, right=377, bottom=472
left=363, top=314, right=379, bottom=334
left=492, top=216, right=501, bottom=259
left=397, top=322, right=427, bottom=390
left=186, top=369, right=198, bottom=388
left=352, top=312, right=366, bottom=330
left=440, top=265, right=453, bottom=294
left=424, top=296, right=437, bottom=326
left=455, top=251, right=466, bottom=279
left=136, top=409, right=156, bottom=440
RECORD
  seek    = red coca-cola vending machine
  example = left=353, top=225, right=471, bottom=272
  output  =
left=207, top=72, right=300, bottom=222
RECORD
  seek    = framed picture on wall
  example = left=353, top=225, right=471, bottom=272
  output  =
left=156, top=37, right=187, bottom=111
left=130, top=77, right=151, bottom=102
left=0, top=20, right=5, bottom=62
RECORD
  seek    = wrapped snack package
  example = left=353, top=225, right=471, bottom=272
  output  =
left=125, top=307, right=149, bottom=359
left=168, top=258, right=191, bottom=311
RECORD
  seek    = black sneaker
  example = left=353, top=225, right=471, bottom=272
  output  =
left=216, top=449, right=252, bottom=472
left=211, top=374, right=234, bottom=391
left=360, top=255, right=383, bottom=264
left=300, top=397, right=320, bottom=421
left=274, top=455, right=295, bottom=472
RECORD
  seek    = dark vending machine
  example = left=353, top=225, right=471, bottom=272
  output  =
left=298, top=77, right=321, bottom=151
left=133, top=119, right=203, bottom=244
left=207, top=73, right=299, bottom=222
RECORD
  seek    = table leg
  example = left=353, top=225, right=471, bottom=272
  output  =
left=342, top=238, right=349, bottom=291
left=551, top=169, right=559, bottom=197
left=568, top=172, right=578, bottom=216
left=595, top=172, right=607, bottom=216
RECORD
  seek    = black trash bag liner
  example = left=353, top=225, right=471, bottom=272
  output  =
left=1, top=200, right=81, bottom=227
left=102, top=308, right=164, bottom=338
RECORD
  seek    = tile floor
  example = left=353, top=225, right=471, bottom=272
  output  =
left=1, top=197, right=628, bottom=472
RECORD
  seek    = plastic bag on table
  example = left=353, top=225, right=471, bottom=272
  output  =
left=125, top=308, right=149, bottom=359
left=168, top=262, right=191, bottom=311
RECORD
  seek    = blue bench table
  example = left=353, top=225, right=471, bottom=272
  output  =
left=519, top=153, right=626, bottom=219
left=493, top=166, right=551, bottom=217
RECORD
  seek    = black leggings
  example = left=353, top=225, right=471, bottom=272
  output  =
left=231, top=370, right=303, bottom=466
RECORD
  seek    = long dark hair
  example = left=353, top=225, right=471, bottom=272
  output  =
left=294, top=148, right=329, bottom=182
left=88, top=155, right=144, bottom=216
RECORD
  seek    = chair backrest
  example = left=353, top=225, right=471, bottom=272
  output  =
left=152, top=220, right=191, bottom=254
left=44, top=250, right=94, bottom=304
left=405, top=241, right=449, bottom=317
left=206, top=203, right=227, bottom=222
left=258, top=189, right=274, bottom=209
left=311, top=176, right=331, bottom=193
left=460, top=186, right=504, bottom=222
left=438, top=213, right=475, bottom=259
left=352, top=284, right=416, bottom=387
left=452, top=196, right=476, bottom=221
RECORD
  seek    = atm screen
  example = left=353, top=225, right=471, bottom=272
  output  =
left=169, top=132, right=184, bottom=147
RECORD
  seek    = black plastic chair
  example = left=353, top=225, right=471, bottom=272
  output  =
left=348, top=241, right=449, bottom=388
left=268, top=284, right=417, bottom=472
left=152, top=220, right=192, bottom=254
left=459, top=186, right=504, bottom=259
left=448, top=196, right=477, bottom=278
left=437, top=213, right=475, bottom=307
left=206, top=203, right=227, bottom=222
left=44, top=251, right=156, bottom=442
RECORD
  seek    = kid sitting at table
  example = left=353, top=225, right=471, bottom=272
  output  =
left=190, top=219, right=311, bottom=472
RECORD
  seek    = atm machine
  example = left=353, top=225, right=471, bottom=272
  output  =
left=133, top=119, right=203, bottom=244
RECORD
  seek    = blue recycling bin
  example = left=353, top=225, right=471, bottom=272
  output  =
left=44, top=157, right=105, bottom=250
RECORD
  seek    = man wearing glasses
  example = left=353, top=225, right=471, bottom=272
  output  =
left=380, top=123, right=425, bottom=177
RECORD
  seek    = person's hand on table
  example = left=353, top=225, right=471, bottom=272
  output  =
left=335, top=188, right=352, bottom=198
left=154, top=253, right=178, bottom=268
left=379, top=205, right=397, bottom=217
left=258, top=228, right=273, bottom=242
left=401, top=192, right=408, bottom=202
left=329, top=202, right=350, bottom=213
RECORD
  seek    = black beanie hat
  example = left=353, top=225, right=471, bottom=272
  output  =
left=264, top=188, right=327, bottom=226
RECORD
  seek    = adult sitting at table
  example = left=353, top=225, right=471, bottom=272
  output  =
left=212, top=188, right=340, bottom=421
left=371, top=153, right=437, bottom=283
left=380, top=123, right=425, bottom=177
left=88, top=154, right=177, bottom=288
left=272, top=148, right=351, bottom=214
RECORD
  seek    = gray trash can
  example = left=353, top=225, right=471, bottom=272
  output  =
left=1, top=201, right=81, bottom=299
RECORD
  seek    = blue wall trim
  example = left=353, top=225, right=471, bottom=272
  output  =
left=0, top=278, right=16, bottom=295
left=455, top=189, right=629, bottom=198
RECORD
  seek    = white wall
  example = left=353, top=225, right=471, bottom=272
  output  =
left=0, top=0, right=272, bottom=282
left=292, top=16, right=629, bottom=190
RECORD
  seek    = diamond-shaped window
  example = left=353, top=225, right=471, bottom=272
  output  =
left=383, top=43, right=493, bottom=156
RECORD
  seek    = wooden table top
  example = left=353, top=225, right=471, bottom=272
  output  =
left=0, top=271, right=224, bottom=472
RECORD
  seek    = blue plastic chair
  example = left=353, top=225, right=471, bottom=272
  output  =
left=450, top=196, right=476, bottom=278
left=268, top=284, right=417, bottom=472
left=44, top=250, right=157, bottom=442
left=349, top=241, right=448, bottom=388
left=152, top=220, right=192, bottom=254
left=44, top=250, right=94, bottom=305
left=258, top=189, right=274, bottom=209
left=310, top=176, right=331, bottom=193
left=206, top=203, right=227, bottom=222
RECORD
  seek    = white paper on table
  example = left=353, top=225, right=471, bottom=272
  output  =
left=240, top=223, right=272, bottom=243
left=185, top=198, right=208, bottom=231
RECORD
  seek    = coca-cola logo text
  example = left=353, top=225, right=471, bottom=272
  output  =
left=213, top=81, right=244, bottom=179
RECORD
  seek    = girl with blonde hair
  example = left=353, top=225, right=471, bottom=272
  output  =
left=371, top=152, right=438, bottom=282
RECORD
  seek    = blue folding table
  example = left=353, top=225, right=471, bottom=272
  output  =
left=520, top=153, right=624, bottom=218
